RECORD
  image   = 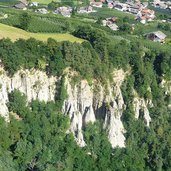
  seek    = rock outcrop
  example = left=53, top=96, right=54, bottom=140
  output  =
left=161, top=79, right=171, bottom=108
left=63, top=69, right=126, bottom=148
left=0, top=66, right=153, bottom=148
left=161, top=80, right=171, bottom=95
left=0, top=67, right=57, bottom=121
left=133, top=94, right=151, bottom=127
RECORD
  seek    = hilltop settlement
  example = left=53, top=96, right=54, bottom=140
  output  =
left=1, top=0, right=171, bottom=43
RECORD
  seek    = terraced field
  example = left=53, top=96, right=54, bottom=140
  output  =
left=0, top=23, right=84, bottom=43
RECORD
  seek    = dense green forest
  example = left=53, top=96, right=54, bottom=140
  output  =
left=0, top=23, right=171, bottom=170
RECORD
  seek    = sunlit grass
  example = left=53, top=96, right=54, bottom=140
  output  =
left=32, top=0, right=57, bottom=4
left=0, top=23, right=84, bottom=43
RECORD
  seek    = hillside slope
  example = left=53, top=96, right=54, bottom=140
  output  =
left=0, top=23, right=83, bottom=43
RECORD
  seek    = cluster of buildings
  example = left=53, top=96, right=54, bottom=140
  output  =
left=136, top=8, right=155, bottom=24
left=13, top=0, right=154, bottom=23
left=14, top=0, right=96, bottom=17
left=89, top=0, right=156, bottom=24
left=11, top=0, right=169, bottom=43
left=108, top=0, right=155, bottom=24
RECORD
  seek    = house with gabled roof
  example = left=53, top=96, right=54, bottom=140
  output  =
left=37, top=8, right=48, bottom=14
left=114, top=2, right=128, bottom=11
left=77, top=6, right=93, bottom=14
left=14, top=0, right=28, bottom=10
left=90, top=1, right=103, bottom=8
left=30, top=2, right=38, bottom=7
left=102, top=17, right=119, bottom=31
left=20, top=0, right=28, bottom=6
left=145, top=31, right=166, bottom=43
left=106, top=0, right=114, bottom=8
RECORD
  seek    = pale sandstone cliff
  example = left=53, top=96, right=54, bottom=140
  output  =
left=0, top=67, right=152, bottom=148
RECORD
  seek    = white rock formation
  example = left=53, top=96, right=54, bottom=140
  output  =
left=63, top=78, right=96, bottom=147
left=0, top=66, right=153, bottom=148
left=63, top=69, right=126, bottom=148
left=103, top=70, right=126, bottom=148
left=0, top=67, right=57, bottom=121
left=161, top=79, right=171, bottom=108
left=161, top=80, right=171, bottom=95
left=133, top=95, right=151, bottom=127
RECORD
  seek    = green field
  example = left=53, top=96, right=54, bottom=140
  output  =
left=0, top=23, right=84, bottom=42
left=0, top=0, right=53, bottom=5
left=90, top=8, right=135, bottom=21
left=31, top=0, right=55, bottom=4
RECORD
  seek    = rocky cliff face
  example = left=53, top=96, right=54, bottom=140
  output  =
left=161, top=80, right=171, bottom=95
left=0, top=67, right=152, bottom=148
left=63, top=69, right=126, bottom=148
left=0, top=67, right=57, bottom=121
left=133, top=96, right=151, bottom=127
left=161, top=80, right=171, bottom=108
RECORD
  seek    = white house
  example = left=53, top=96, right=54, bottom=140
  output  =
left=102, top=17, right=118, bottom=31
left=14, top=0, right=28, bottom=10
left=30, top=2, right=38, bottom=7
left=37, top=8, right=48, bottom=14
left=77, top=6, right=93, bottom=14
left=146, top=31, right=166, bottom=43
left=90, top=2, right=103, bottom=8
left=114, top=2, right=128, bottom=11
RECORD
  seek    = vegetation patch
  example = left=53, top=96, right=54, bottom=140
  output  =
left=0, top=23, right=84, bottom=42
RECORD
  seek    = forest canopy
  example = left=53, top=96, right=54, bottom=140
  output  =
left=0, top=26, right=170, bottom=170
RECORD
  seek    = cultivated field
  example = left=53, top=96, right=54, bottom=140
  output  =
left=0, top=23, right=84, bottom=43
left=31, top=0, right=57, bottom=4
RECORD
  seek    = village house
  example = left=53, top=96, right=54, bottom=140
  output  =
left=14, top=0, right=28, bottom=10
left=113, top=2, right=128, bottom=11
left=37, top=8, right=48, bottom=14
left=157, top=3, right=168, bottom=9
left=128, top=5, right=140, bottom=14
left=30, top=2, right=38, bottom=7
left=136, top=16, right=146, bottom=24
left=77, top=6, right=93, bottom=14
left=167, top=17, right=171, bottom=23
left=90, top=1, right=103, bottom=8
left=107, top=23, right=118, bottom=30
left=106, top=0, right=114, bottom=8
left=145, top=31, right=166, bottom=43
left=142, top=2, right=148, bottom=8
left=54, top=7, right=72, bottom=17
left=151, top=0, right=171, bottom=9
left=126, top=1, right=148, bottom=14
left=142, top=9, right=155, bottom=19
left=102, top=17, right=118, bottom=31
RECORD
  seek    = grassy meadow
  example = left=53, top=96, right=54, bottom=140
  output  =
left=0, top=23, right=84, bottom=42
left=31, top=0, right=53, bottom=4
